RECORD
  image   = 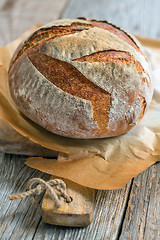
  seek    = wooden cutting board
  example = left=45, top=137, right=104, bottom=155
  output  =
left=42, top=176, right=95, bottom=227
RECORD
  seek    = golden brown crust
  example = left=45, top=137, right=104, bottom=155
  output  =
left=8, top=18, right=153, bottom=139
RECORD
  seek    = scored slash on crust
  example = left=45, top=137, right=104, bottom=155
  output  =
left=27, top=50, right=111, bottom=136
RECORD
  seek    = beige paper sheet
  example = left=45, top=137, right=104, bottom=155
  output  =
left=0, top=26, right=160, bottom=189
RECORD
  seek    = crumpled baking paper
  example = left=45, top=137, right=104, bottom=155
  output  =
left=0, top=26, right=160, bottom=189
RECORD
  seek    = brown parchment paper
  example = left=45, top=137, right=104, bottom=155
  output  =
left=0, top=26, right=160, bottom=189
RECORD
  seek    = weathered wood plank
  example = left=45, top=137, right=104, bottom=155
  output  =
left=0, top=153, right=50, bottom=240
left=119, top=162, right=160, bottom=240
left=0, top=0, right=68, bottom=46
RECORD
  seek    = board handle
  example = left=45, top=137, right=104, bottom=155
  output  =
left=42, top=176, right=95, bottom=227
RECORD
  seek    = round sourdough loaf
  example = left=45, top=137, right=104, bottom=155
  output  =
left=8, top=18, right=153, bottom=139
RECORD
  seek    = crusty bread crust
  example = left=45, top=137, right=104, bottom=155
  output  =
left=8, top=18, right=153, bottom=139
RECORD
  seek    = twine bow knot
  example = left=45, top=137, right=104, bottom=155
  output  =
left=8, top=178, right=72, bottom=208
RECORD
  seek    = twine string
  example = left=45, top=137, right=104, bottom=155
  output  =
left=8, top=178, right=72, bottom=208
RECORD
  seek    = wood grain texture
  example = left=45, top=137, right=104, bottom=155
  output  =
left=1, top=0, right=160, bottom=239
left=119, top=162, right=160, bottom=240
left=0, top=0, right=68, bottom=46
left=0, top=153, right=50, bottom=240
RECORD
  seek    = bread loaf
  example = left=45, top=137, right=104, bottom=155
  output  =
left=8, top=18, right=153, bottom=139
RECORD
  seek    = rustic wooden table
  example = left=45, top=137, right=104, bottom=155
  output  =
left=0, top=0, right=160, bottom=239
